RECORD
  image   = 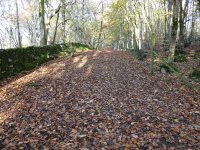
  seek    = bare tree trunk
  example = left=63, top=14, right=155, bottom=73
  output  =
left=97, top=0, right=104, bottom=50
left=39, top=0, right=47, bottom=46
left=168, top=0, right=179, bottom=62
left=164, top=0, right=167, bottom=40
left=61, top=0, right=66, bottom=43
left=81, top=0, right=85, bottom=44
left=150, top=31, right=155, bottom=74
left=119, top=17, right=124, bottom=49
left=52, top=11, right=60, bottom=45
left=197, top=0, right=200, bottom=12
left=166, top=0, right=173, bottom=47
left=179, top=0, right=189, bottom=50
left=189, top=1, right=195, bottom=44
left=138, top=15, right=142, bottom=50
left=15, top=0, right=22, bottom=47
left=131, top=27, right=134, bottom=48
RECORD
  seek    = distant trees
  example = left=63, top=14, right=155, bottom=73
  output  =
left=106, top=0, right=200, bottom=61
left=0, top=0, right=199, bottom=52
left=0, top=0, right=104, bottom=48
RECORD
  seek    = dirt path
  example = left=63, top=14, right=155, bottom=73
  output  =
left=0, top=50, right=199, bottom=149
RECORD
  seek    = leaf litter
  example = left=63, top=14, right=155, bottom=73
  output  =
left=0, top=50, right=199, bottom=149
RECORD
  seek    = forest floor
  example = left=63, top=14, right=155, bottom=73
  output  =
left=0, top=50, right=200, bottom=149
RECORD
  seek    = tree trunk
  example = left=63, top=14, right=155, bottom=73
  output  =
left=61, top=0, right=66, bottom=43
left=166, top=0, right=173, bottom=47
left=39, top=0, right=47, bottom=46
left=97, top=0, right=104, bottom=50
left=188, top=1, right=195, bottom=45
left=15, top=0, right=22, bottom=47
left=150, top=32, right=155, bottom=75
left=164, top=0, right=167, bottom=41
left=52, top=11, right=60, bottom=45
left=178, top=0, right=189, bottom=48
left=168, top=0, right=179, bottom=62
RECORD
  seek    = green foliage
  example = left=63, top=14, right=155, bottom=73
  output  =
left=160, top=63, right=179, bottom=73
left=189, top=68, right=200, bottom=82
left=62, top=43, right=92, bottom=54
left=63, top=44, right=76, bottom=55
left=130, top=49, right=145, bottom=60
left=0, top=43, right=91, bottom=81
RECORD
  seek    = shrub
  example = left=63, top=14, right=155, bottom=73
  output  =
left=130, top=49, right=145, bottom=60
left=62, top=43, right=92, bottom=52
left=189, top=68, right=200, bottom=82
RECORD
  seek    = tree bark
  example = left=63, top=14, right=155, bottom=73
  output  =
left=188, top=1, right=195, bottom=45
left=52, top=11, right=60, bottom=45
left=178, top=0, right=184, bottom=51
left=168, top=0, right=179, bottom=62
left=61, top=0, right=66, bottom=43
left=15, top=0, right=22, bottom=47
left=166, top=0, right=173, bottom=47
left=97, top=0, right=104, bottom=50
left=39, top=0, right=47, bottom=46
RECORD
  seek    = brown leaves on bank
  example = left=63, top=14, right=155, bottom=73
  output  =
left=0, top=50, right=199, bottom=149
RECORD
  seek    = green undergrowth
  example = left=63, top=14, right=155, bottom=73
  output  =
left=174, top=50, right=187, bottom=62
left=189, top=68, right=200, bottom=82
left=160, top=63, right=179, bottom=73
left=154, top=51, right=199, bottom=91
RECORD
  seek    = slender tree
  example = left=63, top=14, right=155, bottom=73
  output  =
left=168, top=0, right=179, bottom=62
left=39, top=0, right=47, bottom=46
left=97, top=0, right=104, bottom=50
left=15, top=0, right=22, bottom=47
